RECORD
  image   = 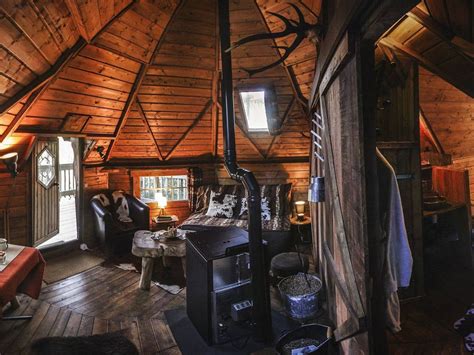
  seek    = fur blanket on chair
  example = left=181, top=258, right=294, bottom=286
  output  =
left=30, top=331, right=139, bottom=355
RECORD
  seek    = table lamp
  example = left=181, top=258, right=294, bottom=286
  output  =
left=295, top=200, right=306, bottom=221
left=157, top=194, right=168, bottom=216
left=0, top=152, right=18, bottom=177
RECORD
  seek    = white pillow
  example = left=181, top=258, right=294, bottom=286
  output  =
left=206, top=191, right=237, bottom=218
left=239, top=197, right=271, bottom=221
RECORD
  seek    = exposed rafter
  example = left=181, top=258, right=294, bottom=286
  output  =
left=104, top=64, right=148, bottom=161
left=90, top=1, right=138, bottom=43
left=379, top=37, right=474, bottom=97
left=0, top=37, right=87, bottom=117
left=63, top=0, right=90, bottom=41
left=165, top=99, right=213, bottom=161
left=103, top=0, right=184, bottom=161
left=136, top=98, right=163, bottom=160
left=407, top=7, right=474, bottom=65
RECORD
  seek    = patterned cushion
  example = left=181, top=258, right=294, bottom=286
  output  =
left=205, top=191, right=238, bottom=218
left=239, top=197, right=271, bottom=221
left=182, top=212, right=291, bottom=231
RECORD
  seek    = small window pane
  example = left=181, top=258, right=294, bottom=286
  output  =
left=139, top=175, right=188, bottom=202
left=240, top=90, right=269, bottom=131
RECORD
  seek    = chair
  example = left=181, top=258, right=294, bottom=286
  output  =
left=90, top=191, right=150, bottom=257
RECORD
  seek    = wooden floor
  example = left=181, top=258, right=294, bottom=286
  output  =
left=0, top=266, right=185, bottom=354
left=0, top=264, right=287, bottom=355
left=387, top=254, right=473, bottom=354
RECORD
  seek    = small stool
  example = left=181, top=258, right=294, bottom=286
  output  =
left=270, top=252, right=309, bottom=285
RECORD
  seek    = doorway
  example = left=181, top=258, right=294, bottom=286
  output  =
left=34, top=137, right=81, bottom=248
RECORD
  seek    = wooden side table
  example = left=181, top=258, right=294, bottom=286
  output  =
left=151, top=215, right=179, bottom=231
left=132, top=230, right=186, bottom=290
left=290, top=216, right=312, bottom=244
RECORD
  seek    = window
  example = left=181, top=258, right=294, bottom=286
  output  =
left=139, top=175, right=188, bottom=202
left=239, top=90, right=269, bottom=132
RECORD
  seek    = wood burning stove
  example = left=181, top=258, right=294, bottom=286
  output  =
left=186, top=227, right=257, bottom=345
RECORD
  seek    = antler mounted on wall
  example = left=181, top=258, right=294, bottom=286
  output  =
left=226, top=3, right=322, bottom=76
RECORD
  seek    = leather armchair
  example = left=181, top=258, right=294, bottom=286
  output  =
left=90, top=192, right=150, bottom=257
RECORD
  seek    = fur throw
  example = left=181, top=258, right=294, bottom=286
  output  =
left=206, top=191, right=237, bottom=218
left=112, top=191, right=133, bottom=223
left=92, top=193, right=110, bottom=207
left=30, top=331, right=139, bottom=355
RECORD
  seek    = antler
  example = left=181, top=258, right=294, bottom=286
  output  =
left=226, top=4, right=321, bottom=76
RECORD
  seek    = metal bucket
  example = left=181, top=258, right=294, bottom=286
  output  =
left=275, top=323, right=331, bottom=354
left=278, top=273, right=322, bottom=321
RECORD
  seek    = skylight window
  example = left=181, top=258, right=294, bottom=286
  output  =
left=239, top=90, right=269, bottom=132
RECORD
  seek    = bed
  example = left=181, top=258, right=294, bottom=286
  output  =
left=180, top=183, right=294, bottom=259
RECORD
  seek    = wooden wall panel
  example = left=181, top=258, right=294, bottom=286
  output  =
left=83, top=167, right=109, bottom=246
left=420, top=68, right=474, bottom=210
left=0, top=169, right=30, bottom=246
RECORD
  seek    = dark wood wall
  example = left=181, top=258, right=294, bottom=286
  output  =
left=0, top=169, right=30, bottom=246
left=419, top=68, right=474, bottom=212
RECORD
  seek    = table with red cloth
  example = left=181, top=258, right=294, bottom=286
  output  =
left=0, top=247, right=45, bottom=307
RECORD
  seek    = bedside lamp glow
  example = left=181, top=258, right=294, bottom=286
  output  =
left=156, top=194, right=168, bottom=216
left=294, top=200, right=305, bottom=221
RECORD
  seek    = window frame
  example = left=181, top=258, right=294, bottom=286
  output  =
left=236, top=84, right=279, bottom=134
left=131, top=169, right=189, bottom=208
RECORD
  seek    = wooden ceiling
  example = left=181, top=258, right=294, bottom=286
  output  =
left=0, top=0, right=320, bottom=164
left=0, top=0, right=471, bottom=165
left=378, top=2, right=474, bottom=97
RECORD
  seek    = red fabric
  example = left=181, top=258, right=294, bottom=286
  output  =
left=0, top=247, right=45, bottom=306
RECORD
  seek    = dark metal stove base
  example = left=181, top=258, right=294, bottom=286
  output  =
left=164, top=308, right=298, bottom=355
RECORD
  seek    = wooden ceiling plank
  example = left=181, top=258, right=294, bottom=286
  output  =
left=253, top=1, right=309, bottom=108
left=0, top=37, right=86, bottom=119
left=64, top=0, right=90, bottom=41
left=407, top=7, right=474, bottom=65
left=136, top=98, right=163, bottom=160
left=105, top=63, right=147, bottom=161
left=379, top=37, right=474, bottom=97
left=91, top=0, right=138, bottom=43
left=165, top=99, right=212, bottom=161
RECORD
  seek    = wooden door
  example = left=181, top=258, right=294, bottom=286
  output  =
left=311, top=32, right=371, bottom=353
left=375, top=59, right=424, bottom=298
left=32, top=139, right=60, bottom=246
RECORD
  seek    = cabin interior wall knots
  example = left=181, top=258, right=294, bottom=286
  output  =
left=0, top=0, right=472, bottom=354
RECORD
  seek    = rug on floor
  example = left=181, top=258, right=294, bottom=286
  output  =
left=30, top=331, right=138, bottom=355
left=164, top=308, right=299, bottom=355
left=43, top=250, right=105, bottom=284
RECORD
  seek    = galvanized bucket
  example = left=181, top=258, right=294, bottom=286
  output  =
left=278, top=273, right=322, bottom=321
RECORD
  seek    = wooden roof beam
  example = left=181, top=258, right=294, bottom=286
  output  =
left=0, top=37, right=87, bottom=117
left=104, top=64, right=147, bottom=161
left=136, top=98, right=163, bottom=160
left=104, top=1, right=184, bottom=161
left=379, top=37, right=474, bottom=97
left=165, top=100, right=213, bottom=161
left=407, top=7, right=474, bottom=64
left=265, top=96, right=296, bottom=158
left=64, top=0, right=90, bottom=41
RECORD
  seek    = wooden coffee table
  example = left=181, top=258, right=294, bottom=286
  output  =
left=132, top=230, right=186, bottom=290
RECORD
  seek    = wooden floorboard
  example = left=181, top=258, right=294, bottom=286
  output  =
left=1, top=254, right=469, bottom=354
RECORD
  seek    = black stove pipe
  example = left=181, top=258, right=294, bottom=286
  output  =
left=218, top=0, right=273, bottom=343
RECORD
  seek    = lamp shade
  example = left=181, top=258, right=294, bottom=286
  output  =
left=156, top=194, right=168, bottom=209
left=0, top=152, right=18, bottom=177
left=294, top=200, right=305, bottom=215
left=308, top=176, right=325, bottom=202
